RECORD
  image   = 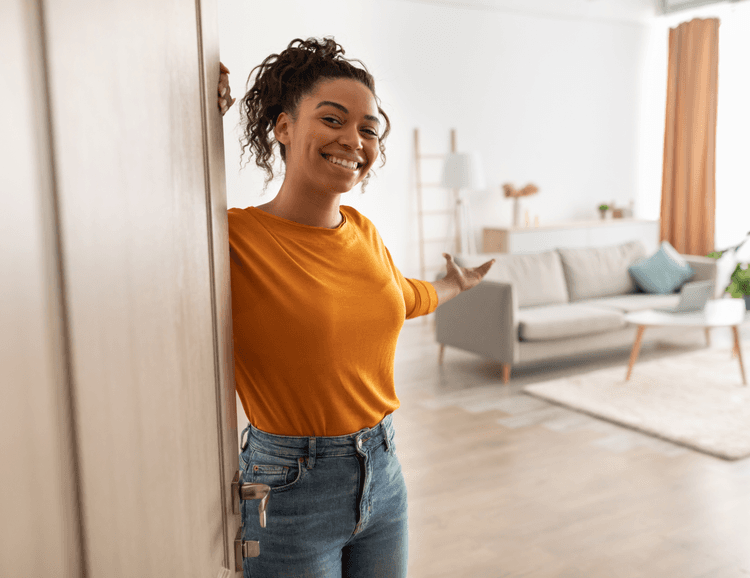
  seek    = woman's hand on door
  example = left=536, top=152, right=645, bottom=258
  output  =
left=218, top=62, right=236, bottom=116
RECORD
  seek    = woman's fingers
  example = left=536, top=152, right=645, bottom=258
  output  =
left=443, top=253, right=494, bottom=277
left=218, top=62, right=235, bottom=116
left=440, top=253, right=495, bottom=291
left=467, top=259, right=495, bottom=284
left=219, top=75, right=229, bottom=97
left=220, top=98, right=235, bottom=116
left=475, top=259, right=496, bottom=277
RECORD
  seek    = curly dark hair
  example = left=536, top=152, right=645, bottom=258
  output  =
left=239, top=36, right=391, bottom=195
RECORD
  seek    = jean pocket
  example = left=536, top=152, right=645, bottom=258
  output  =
left=246, top=449, right=304, bottom=494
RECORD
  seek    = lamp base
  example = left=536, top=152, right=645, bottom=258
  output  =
left=512, top=198, right=521, bottom=227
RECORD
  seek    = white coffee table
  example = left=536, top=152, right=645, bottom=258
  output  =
left=623, top=298, right=747, bottom=385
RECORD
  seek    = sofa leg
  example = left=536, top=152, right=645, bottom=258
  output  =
left=502, top=363, right=511, bottom=384
left=438, top=344, right=445, bottom=365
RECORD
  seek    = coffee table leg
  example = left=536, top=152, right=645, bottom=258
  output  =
left=732, top=326, right=746, bottom=386
left=626, top=326, right=646, bottom=381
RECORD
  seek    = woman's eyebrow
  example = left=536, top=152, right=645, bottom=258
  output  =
left=315, top=101, right=380, bottom=125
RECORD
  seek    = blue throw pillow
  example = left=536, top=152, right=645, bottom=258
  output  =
left=628, top=241, right=695, bottom=294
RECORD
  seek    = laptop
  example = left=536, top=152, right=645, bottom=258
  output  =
left=653, top=280, right=715, bottom=314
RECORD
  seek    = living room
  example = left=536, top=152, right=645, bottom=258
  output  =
left=219, top=0, right=750, bottom=576
left=7, top=0, right=750, bottom=575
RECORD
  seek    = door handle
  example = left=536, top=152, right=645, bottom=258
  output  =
left=232, top=471, right=270, bottom=570
left=231, top=470, right=270, bottom=526
left=235, top=526, right=260, bottom=569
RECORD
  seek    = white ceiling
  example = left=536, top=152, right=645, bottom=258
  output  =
left=392, top=0, right=662, bottom=23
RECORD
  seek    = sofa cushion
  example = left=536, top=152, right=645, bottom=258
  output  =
left=576, top=293, right=681, bottom=313
left=628, top=240, right=695, bottom=294
left=517, top=304, right=626, bottom=341
left=557, top=240, right=647, bottom=302
left=454, top=251, right=569, bottom=308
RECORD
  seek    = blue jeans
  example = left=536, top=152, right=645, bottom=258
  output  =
left=238, top=412, right=408, bottom=578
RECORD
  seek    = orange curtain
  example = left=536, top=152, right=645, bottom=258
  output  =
left=660, top=18, right=720, bottom=256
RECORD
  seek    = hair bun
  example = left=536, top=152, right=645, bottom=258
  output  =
left=291, top=37, right=346, bottom=60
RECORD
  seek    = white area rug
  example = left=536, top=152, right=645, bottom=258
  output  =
left=523, top=344, right=750, bottom=460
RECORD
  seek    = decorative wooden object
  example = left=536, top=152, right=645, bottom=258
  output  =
left=503, top=183, right=539, bottom=227
left=503, top=183, right=539, bottom=198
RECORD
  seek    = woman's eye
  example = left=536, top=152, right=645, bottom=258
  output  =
left=323, top=117, right=378, bottom=138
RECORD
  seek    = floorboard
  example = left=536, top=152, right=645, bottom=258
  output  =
left=396, top=314, right=750, bottom=578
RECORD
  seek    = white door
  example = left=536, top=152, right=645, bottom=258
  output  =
left=1, top=0, right=242, bottom=576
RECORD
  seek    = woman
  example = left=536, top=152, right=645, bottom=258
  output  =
left=217, top=37, right=494, bottom=577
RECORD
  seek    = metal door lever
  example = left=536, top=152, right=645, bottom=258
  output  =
left=232, top=471, right=270, bottom=527
left=233, top=471, right=271, bottom=571
left=235, top=526, right=260, bottom=569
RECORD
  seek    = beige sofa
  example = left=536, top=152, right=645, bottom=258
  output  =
left=435, top=240, right=719, bottom=383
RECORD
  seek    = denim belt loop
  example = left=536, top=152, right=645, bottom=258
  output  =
left=307, top=437, right=316, bottom=469
left=381, top=421, right=392, bottom=453
left=240, top=424, right=249, bottom=451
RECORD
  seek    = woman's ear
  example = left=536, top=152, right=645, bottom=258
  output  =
left=273, top=112, right=290, bottom=146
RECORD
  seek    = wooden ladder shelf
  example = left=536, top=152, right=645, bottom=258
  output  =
left=413, top=128, right=457, bottom=281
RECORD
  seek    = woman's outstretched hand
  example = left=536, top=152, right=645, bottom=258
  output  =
left=218, top=62, right=236, bottom=116
left=442, top=253, right=495, bottom=292
left=432, top=253, right=496, bottom=306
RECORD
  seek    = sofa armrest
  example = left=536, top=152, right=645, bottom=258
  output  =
left=434, top=280, right=518, bottom=364
left=683, top=254, right=718, bottom=284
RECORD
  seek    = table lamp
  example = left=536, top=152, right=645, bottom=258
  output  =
left=441, top=151, right=485, bottom=254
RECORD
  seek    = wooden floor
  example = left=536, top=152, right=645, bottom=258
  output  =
left=394, top=315, right=750, bottom=578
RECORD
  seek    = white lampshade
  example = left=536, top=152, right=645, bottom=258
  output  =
left=441, top=152, right=486, bottom=190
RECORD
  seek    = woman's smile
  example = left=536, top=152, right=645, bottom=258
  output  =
left=321, top=153, right=362, bottom=172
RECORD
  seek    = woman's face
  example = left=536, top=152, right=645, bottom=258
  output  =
left=274, top=78, right=381, bottom=195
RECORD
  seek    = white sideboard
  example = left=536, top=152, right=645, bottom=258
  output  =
left=482, top=219, right=660, bottom=255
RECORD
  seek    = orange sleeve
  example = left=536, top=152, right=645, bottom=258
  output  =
left=404, top=278, right=438, bottom=318
left=399, top=276, right=439, bottom=319
left=378, top=236, right=438, bottom=319
left=376, top=232, right=438, bottom=319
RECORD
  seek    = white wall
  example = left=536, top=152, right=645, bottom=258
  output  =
left=218, top=0, right=749, bottom=278
left=449, top=10, right=648, bottom=249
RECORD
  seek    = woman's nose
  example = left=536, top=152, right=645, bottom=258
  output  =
left=336, top=126, right=364, bottom=150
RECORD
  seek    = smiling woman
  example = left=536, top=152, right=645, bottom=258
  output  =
left=262, top=76, right=382, bottom=226
left=239, top=37, right=390, bottom=198
left=218, top=36, right=494, bottom=578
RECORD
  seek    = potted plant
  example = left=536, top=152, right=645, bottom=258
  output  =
left=598, top=204, right=610, bottom=220
left=707, top=246, right=750, bottom=311
left=727, top=263, right=750, bottom=310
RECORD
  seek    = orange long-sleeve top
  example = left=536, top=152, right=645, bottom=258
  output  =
left=227, top=204, right=438, bottom=436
